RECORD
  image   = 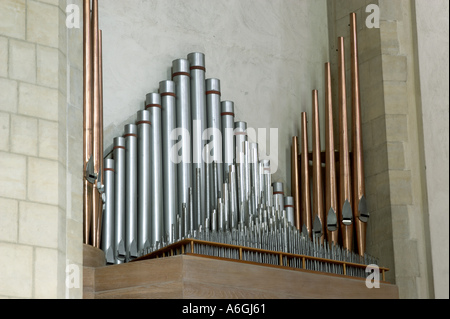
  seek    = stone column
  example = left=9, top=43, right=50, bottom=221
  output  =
left=0, top=0, right=83, bottom=299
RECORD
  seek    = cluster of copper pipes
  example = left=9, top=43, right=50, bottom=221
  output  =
left=83, top=0, right=104, bottom=248
left=291, top=13, right=369, bottom=256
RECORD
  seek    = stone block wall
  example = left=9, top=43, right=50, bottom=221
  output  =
left=0, top=0, right=83, bottom=299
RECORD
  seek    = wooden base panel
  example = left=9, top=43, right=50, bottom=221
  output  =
left=84, top=255, right=399, bottom=299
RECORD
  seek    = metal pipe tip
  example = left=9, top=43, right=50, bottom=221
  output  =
left=234, top=121, right=247, bottom=130
left=221, top=100, right=234, bottom=113
left=159, top=80, right=176, bottom=94
left=145, top=92, right=161, bottom=106
left=124, top=123, right=137, bottom=135
left=272, top=182, right=284, bottom=193
left=187, top=52, right=205, bottom=67
left=172, top=58, right=190, bottom=74
left=206, top=78, right=221, bottom=92
left=136, top=109, right=151, bottom=122
left=104, top=158, right=115, bottom=169
left=113, top=136, right=126, bottom=148
left=284, top=196, right=294, bottom=206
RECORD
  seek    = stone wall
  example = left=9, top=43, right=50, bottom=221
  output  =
left=0, top=0, right=83, bottom=298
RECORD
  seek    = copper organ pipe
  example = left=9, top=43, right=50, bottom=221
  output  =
left=338, top=37, right=354, bottom=252
left=325, top=63, right=339, bottom=246
left=312, top=90, right=325, bottom=245
left=82, top=0, right=93, bottom=245
left=91, top=0, right=102, bottom=249
left=96, top=29, right=104, bottom=248
left=291, top=136, right=301, bottom=230
left=350, top=12, right=368, bottom=256
left=300, top=113, right=312, bottom=238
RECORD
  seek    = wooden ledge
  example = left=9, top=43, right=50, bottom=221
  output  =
left=85, top=255, right=398, bottom=299
left=83, top=244, right=106, bottom=268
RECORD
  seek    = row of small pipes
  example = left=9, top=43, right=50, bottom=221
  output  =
left=82, top=0, right=371, bottom=270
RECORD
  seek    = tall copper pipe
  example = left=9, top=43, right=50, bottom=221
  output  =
left=300, top=113, right=312, bottom=238
left=324, top=63, right=339, bottom=246
left=95, top=29, right=104, bottom=248
left=312, top=90, right=325, bottom=244
left=83, top=0, right=93, bottom=245
left=350, top=13, right=368, bottom=256
left=338, top=36, right=354, bottom=252
left=291, top=136, right=301, bottom=230
left=91, top=0, right=101, bottom=249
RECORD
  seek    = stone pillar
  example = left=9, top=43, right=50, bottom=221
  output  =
left=0, top=0, right=83, bottom=298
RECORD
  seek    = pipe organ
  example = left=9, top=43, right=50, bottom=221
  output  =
left=83, top=0, right=379, bottom=279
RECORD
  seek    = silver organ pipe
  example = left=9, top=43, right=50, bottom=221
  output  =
left=172, top=58, right=192, bottom=235
left=221, top=101, right=235, bottom=181
left=113, top=137, right=126, bottom=263
left=228, top=164, right=238, bottom=230
left=284, top=196, right=295, bottom=227
left=272, top=182, right=285, bottom=214
left=261, top=159, right=272, bottom=207
left=102, top=158, right=115, bottom=264
left=205, top=144, right=211, bottom=223
left=137, top=110, right=151, bottom=252
left=222, top=182, right=229, bottom=231
left=188, top=52, right=207, bottom=230
left=124, top=124, right=138, bottom=261
left=244, top=141, right=251, bottom=207
left=160, top=80, right=178, bottom=244
left=205, top=78, right=223, bottom=211
left=234, top=121, right=247, bottom=219
left=250, top=142, right=260, bottom=211
left=146, top=93, right=164, bottom=247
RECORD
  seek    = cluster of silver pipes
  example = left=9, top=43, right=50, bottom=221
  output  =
left=101, top=52, right=378, bottom=277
